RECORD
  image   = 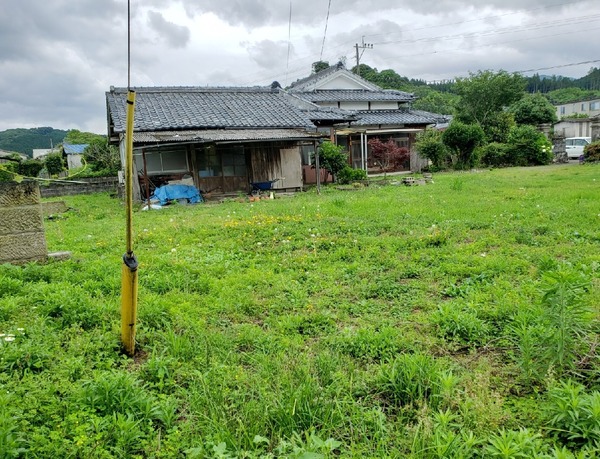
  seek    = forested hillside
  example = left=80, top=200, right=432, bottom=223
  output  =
left=0, top=127, right=68, bottom=156
left=351, top=64, right=600, bottom=111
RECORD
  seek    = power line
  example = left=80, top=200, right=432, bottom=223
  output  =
left=320, top=0, right=332, bottom=62
left=515, top=60, right=600, bottom=75
left=372, top=14, right=600, bottom=46
left=362, top=0, right=589, bottom=39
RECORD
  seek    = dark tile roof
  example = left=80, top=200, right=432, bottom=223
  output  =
left=304, top=107, right=357, bottom=122
left=348, top=109, right=444, bottom=126
left=106, top=86, right=315, bottom=133
left=298, top=89, right=414, bottom=103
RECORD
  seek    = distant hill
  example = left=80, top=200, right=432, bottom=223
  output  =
left=0, top=127, right=68, bottom=156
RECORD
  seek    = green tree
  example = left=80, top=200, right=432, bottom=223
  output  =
left=64, top=130, right=105, bottom=145
left=45, top=153, right=65, bottom=176
left=415, top=128, right=449, bottom=170
left=506, top=125, right=553, bottom=166
left=312, top=141, right=348, bottom=183
left=442, top=121, right=485, bottom=169
left=509, top=93, right=558, bottom=125
left=412, top=88, right=458, bottom=115
left=83, top=140, right=121, bottom=175
left=454, top=70, right=526, bottom=136
left=18, top=158, right=44, bottom=178
left=482, top=111, right=515, bottom=144
left=312, top=61, right=330, bottom=74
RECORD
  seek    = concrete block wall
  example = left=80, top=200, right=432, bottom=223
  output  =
left=40, top=176, right=119, bottom=198
left=0, top=181, right=48, bottom=264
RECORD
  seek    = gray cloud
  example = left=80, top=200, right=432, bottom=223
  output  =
left=0, top=0, right=597, bottom=133
left=245, top=39, right=293, bottom=69
left=147, top=11, right=191, bottom=48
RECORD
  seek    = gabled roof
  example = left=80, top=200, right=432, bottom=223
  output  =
left=289, top=62, right=381, bottom=92
left=63, top=143, right=88, bottom=154
left=280, top=91, right=357, bottom=123
left=106, top=86, right=315, bottom=135
left=288, top=63, right=415, bottom=104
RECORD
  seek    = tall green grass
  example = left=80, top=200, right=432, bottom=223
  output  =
left=1, top=164, right=599, bottom=457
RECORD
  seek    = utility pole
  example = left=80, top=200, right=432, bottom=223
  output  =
left=354, top=37, right=373, bottom=77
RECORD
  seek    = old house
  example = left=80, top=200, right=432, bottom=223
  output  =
left=288, top=62, right=449, bottom=171
left=106, top=86, right=329, bottom=199
left=62, top=143, right=88, bottom=170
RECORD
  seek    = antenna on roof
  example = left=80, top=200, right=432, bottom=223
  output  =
left=285, top=1, right=292, bottom=87
left=127, top=0, right=131, bottom=89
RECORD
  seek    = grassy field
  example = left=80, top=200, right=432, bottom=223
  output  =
left=1, top=164, right=600, bottom=458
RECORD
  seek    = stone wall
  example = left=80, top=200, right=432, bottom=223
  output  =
left=0, top=181, right=48, bottom=264
left=39, top=176, right=119, bottom=198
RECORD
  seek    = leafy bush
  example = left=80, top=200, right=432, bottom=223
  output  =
left=442, top=121, right=486, bottom=169
left=312, top=141, right=348, bottom=183
left=482, top=111, right=516, bottom=144
left=506, top=125, right=553, bottom=166
left=367, top=137, right=409, bottom=173
left=18, top=158, right=44, bottom=178
left=479, top=142, right=510, bottom=167
left=44, top=152, right=65, bottom=176
left=509, top=93, right=558, bottom=125
left=485, top=428, right=548, bottom=458
left=539, top=269, right=592, bottom=376
left=547, top=380, right=600, bottom=448
left=83, top=141, right=120, bottom=175
left=583, top=140, right=600, bottom=162
left=415, top=128, right=449, bottom=170
left=337, top=166, right=367, bottom=184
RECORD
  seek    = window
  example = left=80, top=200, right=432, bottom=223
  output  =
left=197, top=145, right=247, bottom=177
left=560, top=107, right=566, bottom=115
left=221, top=146, right=246, bottom=177
left=581, top=103, right=586, bottom=111
left=590, top=101, right=600, bottom=111
left=135, top=147, right=189, bottom=174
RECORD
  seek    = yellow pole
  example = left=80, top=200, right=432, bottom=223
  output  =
left=121, top=89, right=138, bottom=356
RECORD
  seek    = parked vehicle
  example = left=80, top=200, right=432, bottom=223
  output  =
left=565, top=137, right=591, bottom=159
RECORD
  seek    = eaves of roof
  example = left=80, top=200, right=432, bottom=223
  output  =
left=132, top=128, right=321, bottom=145
left=345, top=109, right=442, bottom=126
left=295, top=89, right=415, bottom=103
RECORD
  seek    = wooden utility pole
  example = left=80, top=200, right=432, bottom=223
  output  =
left=354, top=38, right=373, bottom=76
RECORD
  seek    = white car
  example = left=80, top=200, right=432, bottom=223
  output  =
left=565, top=137, right=591, bottom=159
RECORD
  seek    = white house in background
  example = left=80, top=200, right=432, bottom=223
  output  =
left=32, top=148, right=59, bottom=159
left=553, top=98, right=600, bottom=138
left=553, top=117, right=593, bottom=138
left=555, top=98, right=600, bottom=119
left=63, top=143, right=88, bottom=170
left=288, top=62, right=449, bottom=172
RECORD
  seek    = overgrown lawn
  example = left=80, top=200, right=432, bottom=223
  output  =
left=1, top=165, right=600, bottom=458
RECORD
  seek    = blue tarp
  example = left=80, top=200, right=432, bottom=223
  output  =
left=151, top=184, right=202, bottom=205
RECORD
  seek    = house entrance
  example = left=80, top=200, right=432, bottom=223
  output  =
left=196, top=144, right=249, bottom=193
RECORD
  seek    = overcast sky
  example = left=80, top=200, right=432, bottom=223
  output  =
left=1, top=0, right=598, bottom=135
